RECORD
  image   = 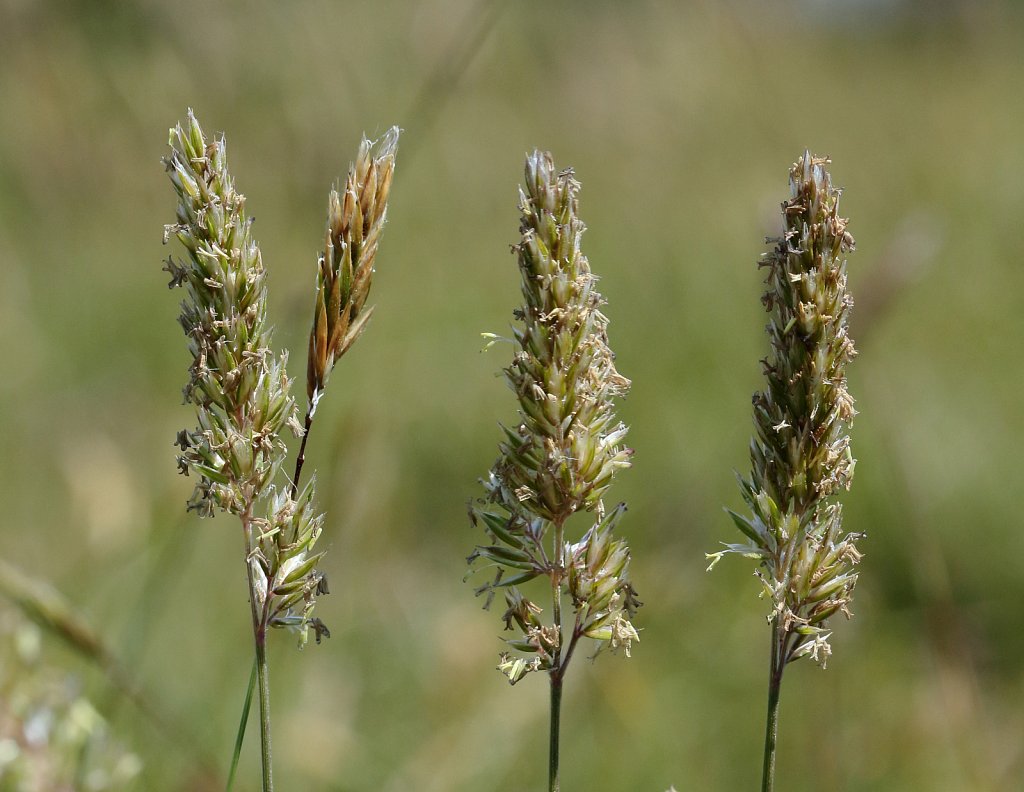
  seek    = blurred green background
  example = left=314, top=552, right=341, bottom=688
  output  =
left=1, top=0, right=1022, bottom=789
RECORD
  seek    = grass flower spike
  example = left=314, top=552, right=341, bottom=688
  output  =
left=163, top=110, right=329, bottom=790
left=469, top=151, right=639, bottom=792
left=294, top=127, right=399, bottom=492
left=163, top=110, right=328, bottom=644
left=164, top=110, right=398, bottom=790
left=709, top=151, right=860, bottom=791
left=307, top=128, right=398, bottom=400
left=164, top=112, right=296, bottom=519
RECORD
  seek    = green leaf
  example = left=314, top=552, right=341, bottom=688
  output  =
left=477, top=510, right=524, bottom=548
left=490, top=570, right=540, bottom=588
left=193, top=463, right=230, bottom=484
left=473, top=545, right=535, bottom=571
left=225, top=657, right=256, bottom=792
left=726, top=508, right=764, bottom=545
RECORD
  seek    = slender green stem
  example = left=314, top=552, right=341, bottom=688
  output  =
left=290, top=406, right=315, bottom=499
left=762, top=620, right=783, bottom=792
left=242, top=504, right=274, bottom=792
left=548, top=519, right=565, bottom=792
left=551, top=521, right=564, bottom=646
left=255, top=636, right=273, bottom=792
left=548, top=618, right=583, bottom=792
left=549, top=671, right=563, bottom=792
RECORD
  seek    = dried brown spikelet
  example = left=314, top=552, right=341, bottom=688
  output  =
left=307, top=127, right=399, bottom=401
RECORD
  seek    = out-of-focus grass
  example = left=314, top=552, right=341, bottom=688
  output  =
left=0, top=0, right=1022, bottom=789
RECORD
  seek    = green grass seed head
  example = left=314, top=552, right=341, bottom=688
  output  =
left=712, top=151, right=861, bottom=669
left=469, top=151, right=639, bottom=684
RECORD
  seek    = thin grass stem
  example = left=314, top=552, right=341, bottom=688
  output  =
left=549, top=518, right=565, bottom=792
left=242, top=505, right=273, bottom=792
left=761, top=620, right=782, bottom=792
left=255, top=639, right=273, bottom=792
left=290, top=407, right=315, bottom=499
left=549, top=671, right=563, bottom=792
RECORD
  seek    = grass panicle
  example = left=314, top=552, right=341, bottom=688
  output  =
left=468, top=151, right=639, bottom=792
left=163, top=110, right=331, bottom=791
left=163, top=109, right=398, bottom=791
left=708, top=151, right=861, bottom=791
left=306, top=127, right=399, bottom=403
left=163, top=109, right=328, bottom=648
left=292, top=127, right=399, bottom=494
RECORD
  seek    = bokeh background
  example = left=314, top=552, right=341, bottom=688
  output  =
left=1, top=0, right=1022, bottom=789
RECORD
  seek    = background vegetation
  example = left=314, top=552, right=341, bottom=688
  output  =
left=1, top=1, right=1021, bottom=789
